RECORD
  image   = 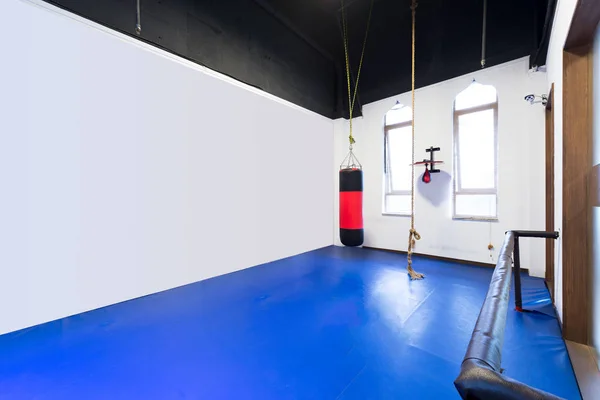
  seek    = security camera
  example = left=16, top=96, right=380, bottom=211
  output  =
left=524, top=94, right=547, bottom=106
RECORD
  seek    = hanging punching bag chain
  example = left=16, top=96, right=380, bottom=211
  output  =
left=407, top=0, right=424, bottom=280
left=341, top=0, right=374, bottom=153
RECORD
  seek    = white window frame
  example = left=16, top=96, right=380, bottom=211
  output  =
left=383, top=119, right=412, bottom=216
left=452, top=100, right=499, bottom=221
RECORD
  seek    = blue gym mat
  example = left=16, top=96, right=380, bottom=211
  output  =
left=0, top=246, right=581, bottom=399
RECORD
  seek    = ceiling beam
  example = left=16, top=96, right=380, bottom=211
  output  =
left=530, top=0, right=557, bottom=68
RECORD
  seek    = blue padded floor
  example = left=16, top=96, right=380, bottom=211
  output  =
left=0, top=246, right=581, bottom=399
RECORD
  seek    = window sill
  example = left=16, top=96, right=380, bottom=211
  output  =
left=453, top=215, right=499, bottom=222
left=382, top=212, right=411, bottom=217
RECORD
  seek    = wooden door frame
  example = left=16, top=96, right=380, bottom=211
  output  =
left=561, top=0, right=600, bottom=345
left=545, top=84, right=555, bottom=300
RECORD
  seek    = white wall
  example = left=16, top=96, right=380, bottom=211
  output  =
left=0, top=0, right=334, bottom=335
left=334, top=57, right=548, bottom=277
left=545, top=0, right=578, bottom=322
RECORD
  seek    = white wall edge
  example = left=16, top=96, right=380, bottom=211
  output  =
left=331, top=56, right=536, bottom=125
left=364, top=56, right=534, bottom=110
left=18, top=0, right=333, bottom=124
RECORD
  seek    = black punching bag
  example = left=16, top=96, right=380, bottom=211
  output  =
left=339, top=168, right=364, bottom=247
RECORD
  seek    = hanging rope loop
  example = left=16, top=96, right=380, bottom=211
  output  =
left=407, top=0, right=424, bottom=280
left=410, top=228, right=421, bottom=241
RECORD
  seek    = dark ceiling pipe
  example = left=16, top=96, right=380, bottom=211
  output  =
left=530, top=0, right=557, bottom=68
left=481, top=0, right=487, bottom=68
left=135, top=0, right=141, bottom=35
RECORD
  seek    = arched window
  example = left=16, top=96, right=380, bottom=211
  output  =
left=383, top=102, right=412, bottom=215
left=453, top=81, right=498, bottom=220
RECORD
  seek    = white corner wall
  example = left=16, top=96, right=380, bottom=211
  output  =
left=545, top=0, right=578, bottom=323
left=333, top=57, right=548, bottom=277
left=0, top=0, right=334, bottom=335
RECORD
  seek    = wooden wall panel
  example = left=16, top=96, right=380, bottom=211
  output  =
left=562, top=45, right=593, bottom=344
left=565, top=0, right=600, bottom=49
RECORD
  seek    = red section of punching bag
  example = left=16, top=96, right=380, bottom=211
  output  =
left=339, top=191, right=363, bottom=230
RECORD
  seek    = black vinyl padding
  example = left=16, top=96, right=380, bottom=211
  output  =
left=454, top=231, right=565, bottom=400
left=339, top=228, right=364, bottom=247
left=339, top=169, right=363, bottom=192
left=512, top=230, right=560, bottom=239
left=455, top=361, right=564, bottom=400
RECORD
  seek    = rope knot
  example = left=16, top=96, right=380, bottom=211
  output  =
left=409, top=229, right=421, bottom=241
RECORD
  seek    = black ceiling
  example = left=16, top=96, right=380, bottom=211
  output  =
left=261, top=0, right=555, bottom=115
left=42, top=0, right=555, bottom=119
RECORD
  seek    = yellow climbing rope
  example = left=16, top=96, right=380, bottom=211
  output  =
left=407, top=0, right=424, bottom=280
left=341, top=0, right=374, bottom=150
